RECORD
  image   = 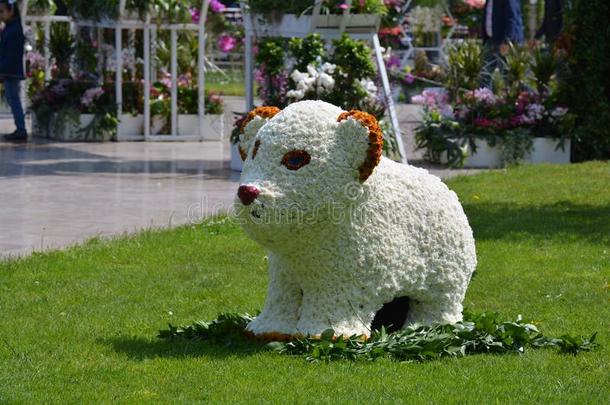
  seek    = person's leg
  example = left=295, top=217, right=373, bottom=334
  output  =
left=4, top=79, right=26, bottom=134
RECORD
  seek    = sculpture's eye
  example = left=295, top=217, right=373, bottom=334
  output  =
left=281, top=150, right=311, bottom=171
left=252, top=140, right=261, bottom=159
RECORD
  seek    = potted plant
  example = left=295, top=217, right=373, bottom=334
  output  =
left=247, top=0, right=386, bottom=36
left=414, top=86, right=573, bottom=168
left=177, top=86, right=225, bottom=140
left=230, top=113, right=248, bottom=171
left=118, top=81, right=145, bottom=138
left=30, top=80, right=118, bottom=141
left=413, top=41, right=573, bottom=168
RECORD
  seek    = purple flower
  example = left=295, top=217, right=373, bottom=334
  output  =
left=217, top=34, right=237, bottom=53
left=385, top=55, right=401, bottom=70
left=404, top=73, right=415, bottom=84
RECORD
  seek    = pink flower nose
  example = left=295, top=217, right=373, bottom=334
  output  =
left=238, top=185, right=260, bottom=206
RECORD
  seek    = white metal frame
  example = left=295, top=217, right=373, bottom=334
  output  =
left=240, top=0, right=407, bottom=163
left=21, top=1, right=215, bottom=141
left=398, top=0, right=456, bottom=68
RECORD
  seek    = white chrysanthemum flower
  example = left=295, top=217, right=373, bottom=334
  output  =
left=235, top=100, right=477, bottom=338
left=286, top=89, right=305, bottom=100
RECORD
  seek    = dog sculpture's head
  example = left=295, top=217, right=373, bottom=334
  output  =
left=234, top=100, right=383, bottom=247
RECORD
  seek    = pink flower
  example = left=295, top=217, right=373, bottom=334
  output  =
left=81, top=87, right=105, bottom=108
left=210, top=0, right=226, bottom=13
left=464, top=0, right=485, bottom=9
left=339, top=4, right=349, bottom=10
left=217, top=34, right=237, bottom=53
left=473, top=88, right=496, bottom=105
left=473, top=117, right=495, bottom=127
left=190, top=7, right=201, bottom=24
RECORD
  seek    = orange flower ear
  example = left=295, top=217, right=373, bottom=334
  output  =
left=337, top=110, right=383, bottom=182
left=239, top=106, right=281, bottom=161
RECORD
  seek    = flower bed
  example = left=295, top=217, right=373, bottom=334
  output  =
left=30, top=79, right=118, bottom=142
left=414, top=42, right=574, bottom=167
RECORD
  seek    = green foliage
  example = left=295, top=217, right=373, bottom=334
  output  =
left=159, top=313, right=256, bottom=342
left=70, top=0, right=120, bottom=20
left=327, top=33, right=377, bottom=112
left=255, top=38, right=285, bottom=76
left=254, top=38, right=286, bottom=106
left=0, top=164, right=609, bottom=402
left=445, top=40, right=482, bottom=96
left=530, top=45, right=560, bottom=94
left=289, top=34, right=325, bottom=71
left=49, top=23, right=74, bottom=79
left=159, top=311, right=598, bottom=363
left=27, top=0, right=56, bottom=14
left=502, top=43, right=532, bottom=98
left=560, top=0, right=610, bottom=161
left=330, top=33, right=376, bottom=81
left=498, top=127, right=534, bottom=166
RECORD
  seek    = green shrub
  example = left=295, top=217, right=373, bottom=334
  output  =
left=560, top=0, right=610, bottom=161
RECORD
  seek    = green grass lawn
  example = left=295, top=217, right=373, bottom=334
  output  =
left=1, top=162, right=609, bottom=403
left=206, top=71, right=248, bottom=97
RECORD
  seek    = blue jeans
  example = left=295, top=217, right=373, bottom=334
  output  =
left=4, top=78, right=26, bottom=133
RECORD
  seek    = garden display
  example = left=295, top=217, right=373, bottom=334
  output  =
left=233, top=100, right=477, bottom=338
left=412, top=41, right=574, bottom=167
left=24, top=0, right=235, bottom=140
left=230, top=33, right=404, bottom=169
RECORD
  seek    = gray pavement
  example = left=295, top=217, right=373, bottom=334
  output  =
left=0, top=102, right=483, bottom=258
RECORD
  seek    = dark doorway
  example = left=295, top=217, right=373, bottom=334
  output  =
left=370, top=296, right=410, bottom=333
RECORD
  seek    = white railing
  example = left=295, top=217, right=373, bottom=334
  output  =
left=21, top=1, right=215, bottom=141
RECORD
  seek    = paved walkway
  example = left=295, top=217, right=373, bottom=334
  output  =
left=0, top=103, right=483, bottom=258
left=0, top=140, right=240, bottom=258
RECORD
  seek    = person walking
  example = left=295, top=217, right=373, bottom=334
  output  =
left=481, top=0, right=525, bottom=86
left=0, top=0, right=27, bottom=142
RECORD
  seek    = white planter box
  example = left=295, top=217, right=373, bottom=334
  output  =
left=230, top=142, right=243, bottom=172
left=178, top=114, right=224, bottom=140
left=464, top=141, right=502, bottom=168
left=315, top=14, right=381, bottom=31
left=119, top=114, right=144, bottom=136
left=441, top=137, right=571, bottom=168
left=151, top=116, right=166, bottom=135
left=251, top=13, right=381, bottom=37
left=525, top=138, right=571, bottom=164
left=43, top=113, right=113, bottom=142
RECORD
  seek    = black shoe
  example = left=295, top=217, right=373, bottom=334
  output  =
left=3, top=130, right=28, bottom=142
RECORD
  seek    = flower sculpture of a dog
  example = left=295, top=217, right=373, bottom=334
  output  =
left=234, top=100, right=477, bottom=339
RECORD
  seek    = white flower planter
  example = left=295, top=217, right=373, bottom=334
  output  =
left=464, top=141, right=502, bottom=168
left=151, top=116, right=166, bottom=135
left=230, top=142, right=243, bottom=172
left=178, top=114, right=224, bottom=140
left=525, top=138, right=571, bottom=164
left=251, top=13, right=381, bottom=37
left=441, top=137, right=571, bottom=168
left=118, top=114, right=144, bottom=136
left=44, top=113, right=111, bottom=142
left=315, top=14, right=381, bottom=31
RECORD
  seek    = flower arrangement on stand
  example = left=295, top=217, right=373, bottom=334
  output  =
left=232, top=33, right=402, bottom=168
left=30, top=79, right=118, bottom=141
left=414, top=42, right=574, bottom=167
left=149, top=71, right=225, bottom=138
